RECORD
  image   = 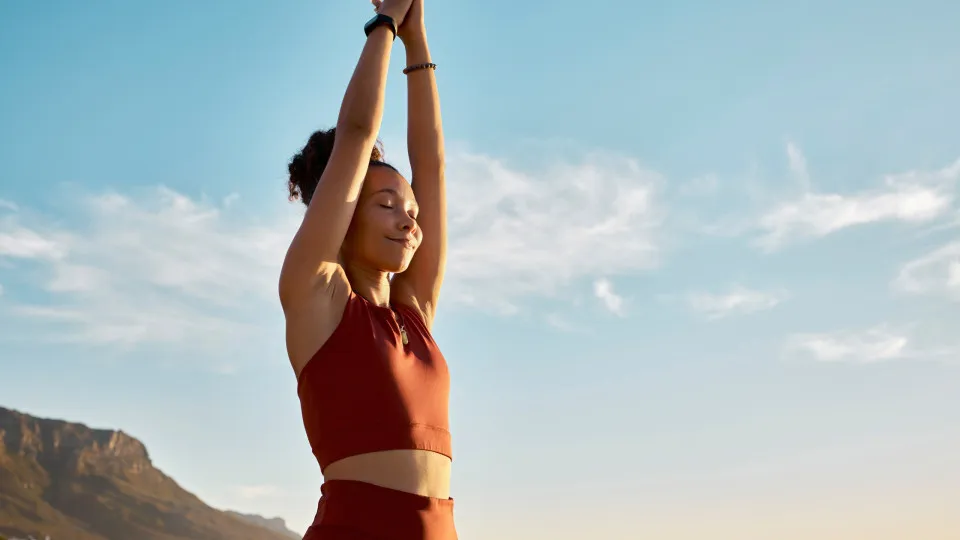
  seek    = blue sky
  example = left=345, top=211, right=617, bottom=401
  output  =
left=2, top=1, right=959, bottom=538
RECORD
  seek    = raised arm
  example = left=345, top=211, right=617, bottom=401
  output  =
left=392, top=0, right=447, bottom=327
left=279, top=2, right=412, bottom=306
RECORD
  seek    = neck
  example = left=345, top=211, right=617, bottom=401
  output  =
left=343, top=263, right=392, bottom=307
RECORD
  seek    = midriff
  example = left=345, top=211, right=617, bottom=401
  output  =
left=322, top=449, right=452, bottom=499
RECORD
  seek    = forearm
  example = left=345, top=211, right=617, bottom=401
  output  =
left=405, top=35, right=445, bottom=170
left=337, top=26, right=396, bottom=137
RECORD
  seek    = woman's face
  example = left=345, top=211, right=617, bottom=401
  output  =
left=342, top=165, right=421, bottom=274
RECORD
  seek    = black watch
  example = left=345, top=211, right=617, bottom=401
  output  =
left=364, top=13, right=398, bottom=40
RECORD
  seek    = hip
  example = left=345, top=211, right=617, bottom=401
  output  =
left=304, top=479, right=457, bottom=540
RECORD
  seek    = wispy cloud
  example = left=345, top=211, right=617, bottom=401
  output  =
left=789, top=327, right=908, bottom=363
left=0, top=199, right=18, bottom=212
left=786, top=140, right=811, bottom=191
left=753, top=145, right=959, bottom=251
left=893, top=241, right=960, bottom=300
left=593, top=278, right=626, bottom=316
left=786, top=325, right=957, bottom=364
left=443, top=150, right=663, bottom=312
left=545, top=313, right=581, bottom=333
left=0, top=222, right=67, bottom=259
left=0, top=187, right=298, bottom=354
left=686, top=285, right=787, bottom=320
left=0, top=146, right=664, bottom=356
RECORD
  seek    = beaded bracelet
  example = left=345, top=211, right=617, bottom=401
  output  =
left=403, top=62, right=437, bottom=75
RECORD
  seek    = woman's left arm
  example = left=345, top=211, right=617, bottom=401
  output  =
left=392, top=0, right=447, bottom=328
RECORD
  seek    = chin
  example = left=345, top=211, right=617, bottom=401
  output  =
left=387, top=262, right=412, bottom=274
left=375, top=248, right=415, bottom=274
left=377, top=257, right=411, bottom=274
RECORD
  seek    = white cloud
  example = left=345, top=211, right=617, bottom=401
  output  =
left=786, top=325, right=958, bottom=364
left=0, top=222, right=67, bottom=259
left=753, top=147, right=959, bottom=251
left=0, top=199, right=18, bottom=212
left=0, top=186, right=298, bottom=352
left=893, top=241, right=960, bottom=300
left=47, top=264, right=106, bottom=292
left=686, top=285, right=787, bottom=320
left=443, top=150, right=663, bottom=312
left=236, top=485, right=280, bottom=499
left=593, top=278, right=626, bottom=316
left=788, top=327, right=909, bottom=363
left=0, top=147, right=663, bottom=354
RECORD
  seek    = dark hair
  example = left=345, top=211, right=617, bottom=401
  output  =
left=287, top=127, right=395, bottom=206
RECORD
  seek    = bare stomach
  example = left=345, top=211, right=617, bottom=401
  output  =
left=322, top=449, right=452, bottom=499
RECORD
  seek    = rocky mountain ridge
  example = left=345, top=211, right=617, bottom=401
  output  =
left=0, top=406, right=300, bottom=540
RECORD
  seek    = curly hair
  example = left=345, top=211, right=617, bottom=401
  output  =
left=287, top=127, right=389, bottom=206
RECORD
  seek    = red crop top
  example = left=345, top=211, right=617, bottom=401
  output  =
left=297, top=291, right=452, bottom=473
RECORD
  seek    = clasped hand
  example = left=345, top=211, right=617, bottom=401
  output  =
left=372, top=0, right=425, bottom=43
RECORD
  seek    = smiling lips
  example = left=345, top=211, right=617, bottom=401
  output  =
left=388, top=237, right=416, bottom=249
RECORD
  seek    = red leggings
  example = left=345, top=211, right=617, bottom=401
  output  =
left=302, top=480, right=457, bottom=540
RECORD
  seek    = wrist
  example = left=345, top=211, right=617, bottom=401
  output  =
left=400, top=29, right=428, bottom=46
left=403, top=34, right=430, bottom=61
left=376, top=9, right=405, bottom=28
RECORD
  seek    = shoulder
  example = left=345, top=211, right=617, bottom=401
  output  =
left=283, top=265, right=353, bottom=375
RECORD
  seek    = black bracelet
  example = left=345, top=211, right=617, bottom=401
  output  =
left=403, top=62, right=437, bottom=75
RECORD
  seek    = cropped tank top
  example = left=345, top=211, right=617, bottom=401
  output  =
left=297, top=291, right=452, bottom=473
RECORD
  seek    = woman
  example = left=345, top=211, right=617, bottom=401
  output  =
left=279, top=0, right=454, bottom=538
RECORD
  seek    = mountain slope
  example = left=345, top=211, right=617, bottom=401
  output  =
left=0, top=406, right=300, bottom=540
left=226, top=512, right=301, bottom=540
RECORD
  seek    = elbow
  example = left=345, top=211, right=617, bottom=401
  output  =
left=410, top=148, right=445, bottom=171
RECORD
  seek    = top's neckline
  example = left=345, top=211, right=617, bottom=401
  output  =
left=353, top=291, right=396, bottom=312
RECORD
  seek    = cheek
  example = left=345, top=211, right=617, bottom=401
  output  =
left=354, top=207, right=387, bottom=234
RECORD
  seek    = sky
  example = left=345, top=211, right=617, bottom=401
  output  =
left=1, top=0, right=959, bottom=538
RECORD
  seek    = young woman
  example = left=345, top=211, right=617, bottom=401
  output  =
left=279, top=0, right=454, bottom=538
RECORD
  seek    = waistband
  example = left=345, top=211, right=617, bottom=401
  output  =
left=308, top=480, right=456, bottom=540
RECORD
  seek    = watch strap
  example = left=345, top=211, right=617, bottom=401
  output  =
left=364, top=13, right=398, bottom=40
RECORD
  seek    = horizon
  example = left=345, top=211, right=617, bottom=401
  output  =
left=2, top=1, right=959, bottom=538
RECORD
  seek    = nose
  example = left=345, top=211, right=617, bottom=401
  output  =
left=398, top=213, right=416, bottom=233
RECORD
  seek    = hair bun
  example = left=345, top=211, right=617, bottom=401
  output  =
left=286, top=128, right=387, bottom=206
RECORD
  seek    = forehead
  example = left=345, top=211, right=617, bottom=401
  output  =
left=363, top=166, right=415, bottom=200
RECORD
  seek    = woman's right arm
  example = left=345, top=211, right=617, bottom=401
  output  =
left=279, top=3, right=410, bottom=306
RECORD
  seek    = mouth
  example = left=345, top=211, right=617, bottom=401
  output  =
left=387, top=237, right=416, bottom=248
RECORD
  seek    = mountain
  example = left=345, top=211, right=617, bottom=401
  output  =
left=226, top=512, right=301, bottom=540
left=0, top=406, right=301, bottom=540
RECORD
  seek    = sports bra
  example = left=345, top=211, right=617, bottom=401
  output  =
left=296, top=291, right=452, bottom=473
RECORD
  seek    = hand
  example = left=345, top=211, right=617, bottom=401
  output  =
left=371, top=0, right=415, bottom=28
left=397, top=0, right=425, bottom=44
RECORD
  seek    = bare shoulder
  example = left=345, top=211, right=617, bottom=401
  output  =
left=283, top=265, right=352, bottom=378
